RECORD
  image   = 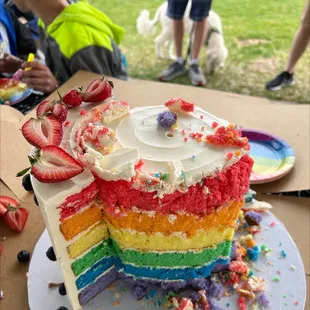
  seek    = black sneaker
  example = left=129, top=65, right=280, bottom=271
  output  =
left=265, top=71, right=295, bottom=91
left=159, top=61, right=186, bottom=82
left=188, top=63, right=207, bottom=86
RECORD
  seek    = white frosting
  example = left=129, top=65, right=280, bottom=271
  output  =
left=69, top=105, right=248, bottom=196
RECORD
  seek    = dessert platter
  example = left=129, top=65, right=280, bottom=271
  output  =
left=14, top=78, right=305, bottom=309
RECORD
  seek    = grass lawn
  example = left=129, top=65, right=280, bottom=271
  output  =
left=90, top=0, right=310, bottom=103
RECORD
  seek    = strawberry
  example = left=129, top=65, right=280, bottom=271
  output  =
left=17, top=146, right=84, bottom=183
left=21, top=116, right=63, bottom=149
left=83, top=77, right=113, bottom=102
left=52, top=102, right=68, bottom=123
left=62, top=88, right=83, bottom=108
left=0, top=195, right=19, bottom=217
left=165, top=98, right=194, bottom=113
left=36, top=100, right=54, bottom=117
left=3, top=205, right=28, bottom=233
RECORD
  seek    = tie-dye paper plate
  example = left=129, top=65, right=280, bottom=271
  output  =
left=242, top=129, right=295, bottom=184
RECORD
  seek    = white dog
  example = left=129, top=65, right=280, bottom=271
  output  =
left=137, top=2, right=228, bottom=73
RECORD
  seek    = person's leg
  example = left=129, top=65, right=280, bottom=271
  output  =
left=158, top=0, right=188, bottom=81
left=266, top=1, right=310, bottom=91
left=285, top=1, right=310, bottom=73
left=173, top=19, right=184, bottom=60
left=191, top=18, right=208, bottom=61
left=187, top=0, right=212, bottom=86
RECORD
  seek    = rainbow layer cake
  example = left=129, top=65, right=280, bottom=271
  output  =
left=22, top=80, right=253, bottom=310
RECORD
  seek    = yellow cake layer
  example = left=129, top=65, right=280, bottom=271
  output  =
left=60, top=203, right=103, bottom=241
left=67, top=221, right=109, bottom=259
left=104, top=200, right=242, bottom=237
left=107, top=224, right=234, bottom=251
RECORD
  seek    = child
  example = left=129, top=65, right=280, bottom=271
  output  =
left=11, top=0, right=127, bottom=93
left=0, top=0, right=36, bottom=76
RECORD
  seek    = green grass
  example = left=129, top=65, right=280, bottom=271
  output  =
left=90, top=0, right=310, bottom=103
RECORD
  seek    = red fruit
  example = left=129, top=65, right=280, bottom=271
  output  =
left=21, top=117, right=63, bottom=149
left=3, top=205, right=28, bottom=233
left=62, top=88, right=83, bottom=108
left=36, top=100, right=54, bottom=117
left=0, top=195, right=19, bottom=216
left=31, top=145, right=84, bottom=183
left=180, top=99, right=194, bottom=112
left=83, top=77, right=113, bottom=102
left=52, top=102, right=68, bottom=123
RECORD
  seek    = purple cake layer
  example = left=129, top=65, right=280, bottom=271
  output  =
left=78, top=267, right=118, bottom=305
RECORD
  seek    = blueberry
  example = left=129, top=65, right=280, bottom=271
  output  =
left=58, top=283, right=67, bottom=296
left=17, top=250, right=31, bottom=263
left=22, top=174, right=33, bottom=192
left=56, top=307, right=68, bottom=310
left=46, top=246, right=57, bottom=261
left=34, top=195, right=39, bottom=206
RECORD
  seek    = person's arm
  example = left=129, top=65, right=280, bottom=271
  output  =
left=7, top=7, right=37, bottom=57
left=69, top=42, right=127, bottom=80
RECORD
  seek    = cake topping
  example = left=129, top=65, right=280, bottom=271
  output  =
left=157, top=111, right=177, bottom=128
left=80, top=123, right=117, bottom=155
left=36, top=99, right=68, bottom=123
left=17, top=145, right=84, bottom=183
left=206, top=124, right=250, bottom=150
left=83, top=76, right=114, bottom=102
left=165, top=98, right=195, bottom=114
left=102, top=100, right=130, bottom=123
left=22, top=174, right=33, bottom=192
left=21, top=116, right=63, bottom=149
left=61, top=88, right=83, bottom=108
left=17, top=250, right=30, bottom=263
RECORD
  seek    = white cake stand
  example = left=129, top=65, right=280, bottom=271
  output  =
left=28, top=211, right=306, bottom=310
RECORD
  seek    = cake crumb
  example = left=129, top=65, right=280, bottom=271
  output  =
left=295, top=301, right=300, bottom=305
left=113, top=301, right=120, bottom=307
left=270, top=221, right=276, bottom=227
left=290, top=265, right=296, bottom=271
left=272, top=276, right=280, bottom=282
left=48, top=282, right=62, bottom=288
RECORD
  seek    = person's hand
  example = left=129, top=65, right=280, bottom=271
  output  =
left=21, top=61, right=58, bottom=94
left=0, top=53, right=24, bottom=74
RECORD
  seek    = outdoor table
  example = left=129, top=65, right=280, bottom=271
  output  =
left=0, top=71, right=309, bottom=310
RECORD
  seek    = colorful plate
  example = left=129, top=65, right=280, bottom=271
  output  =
left=0, top=78, right=33, bottom=106
left=242, top=129, right=295, bottom=184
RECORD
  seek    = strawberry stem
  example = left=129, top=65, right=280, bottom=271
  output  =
left=56, top=86, right=62, bottom=100
left=16, top=166, right=31, bottom=177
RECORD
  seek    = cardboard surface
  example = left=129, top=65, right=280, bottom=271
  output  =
left=0, top=71, right=309, bottom=310
left=1, top=71, right=309, bottom=194
left=0, top=181, right=45, bottom=310
left=0, top=106, right=34, bottom=200
left=42, top=71, right=310, bottom=193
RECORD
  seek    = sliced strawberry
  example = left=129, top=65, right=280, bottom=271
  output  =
left=3, top=205, right=28, bottom=233
left=180, top=99, right=194, bottom=112
left=0, top=195, right=19, bottom=216
left=83, top=77, right=113, bottom=102
left=21, top=117, right=63, bottom=149
left=36, top=100, right=54, bottom=117
left=52, top=102, right=68, bottom=123
left=31, top=145, right=84, bottom=183
left=62, top=88, right=83, bottom=108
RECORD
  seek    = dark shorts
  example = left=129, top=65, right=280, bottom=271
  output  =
left=167, top=0, right=212, bottom=22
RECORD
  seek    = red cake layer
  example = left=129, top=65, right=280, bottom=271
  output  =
left=58, top=181, right=98, bottom=220
left=97, top=155, right=253, bottom=215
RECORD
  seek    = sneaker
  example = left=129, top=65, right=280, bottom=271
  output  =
left=265, top=71, right=295, bottom=91
left=188, top=64, right=207, bottom=86
left=159, top=61, right=186, bottom=82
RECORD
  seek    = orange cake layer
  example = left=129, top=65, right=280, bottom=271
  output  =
left=103, top=200, right=242, bottom=237
left=60, top=203, right=103, bottom=241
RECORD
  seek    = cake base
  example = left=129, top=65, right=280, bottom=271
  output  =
left=28, top=212, right=306, bottom=310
